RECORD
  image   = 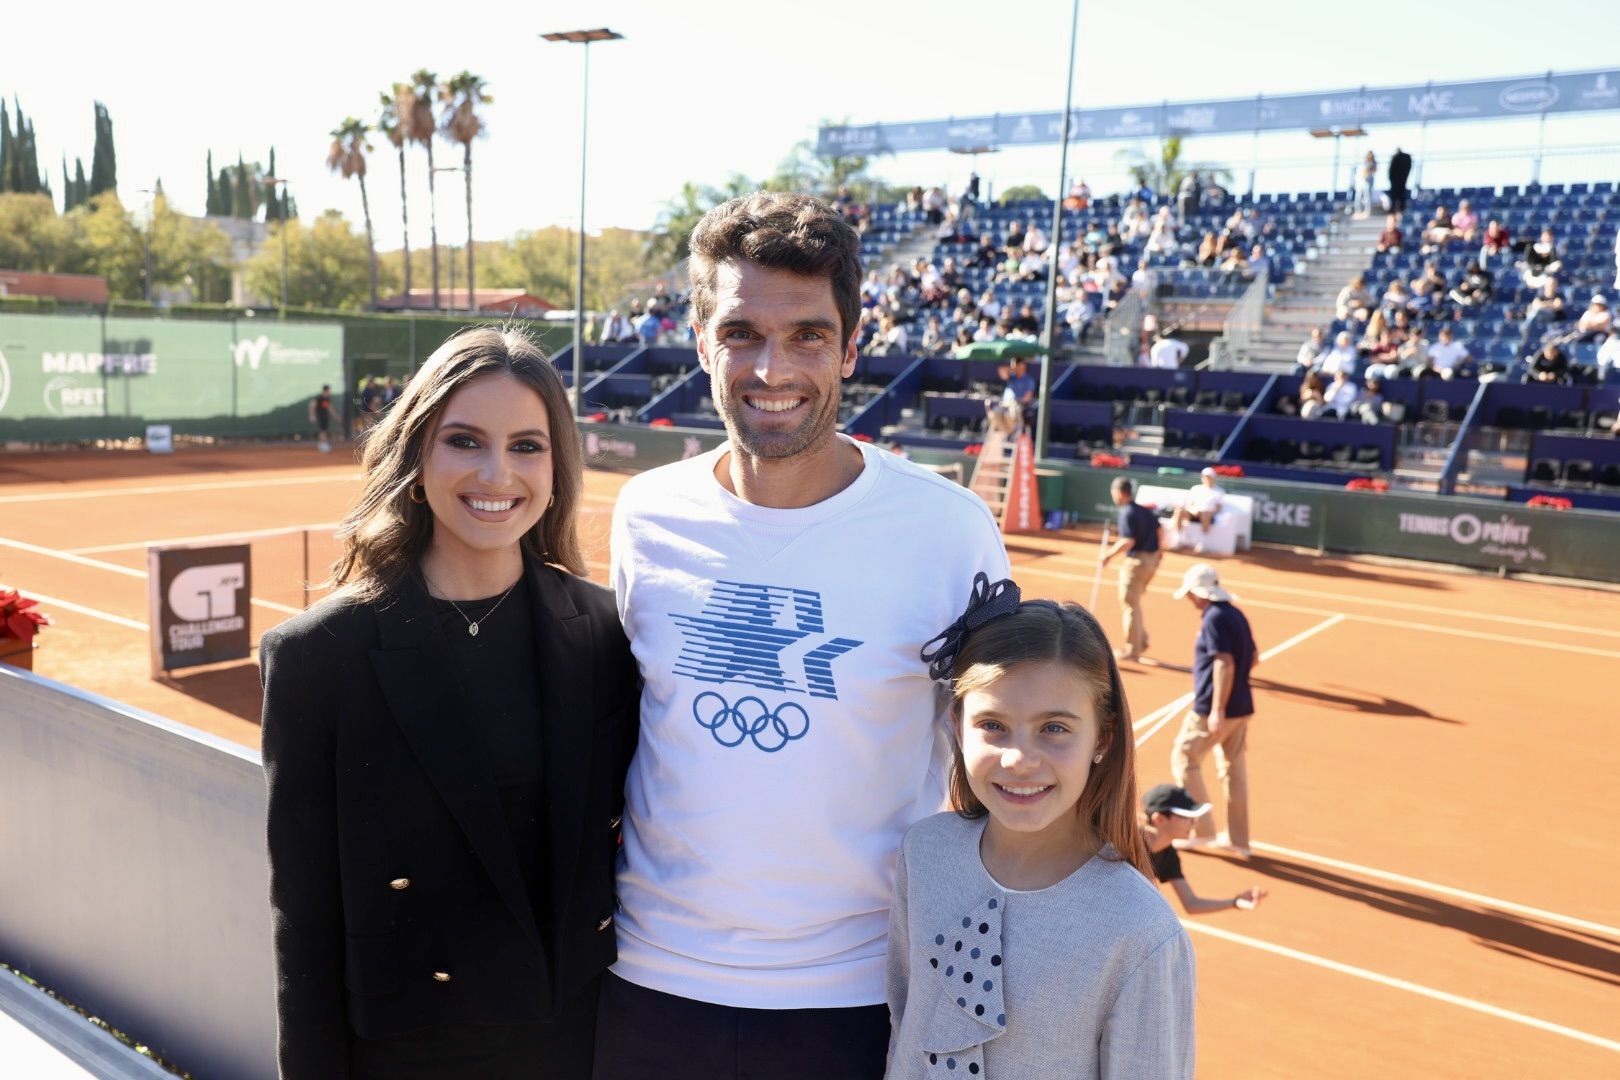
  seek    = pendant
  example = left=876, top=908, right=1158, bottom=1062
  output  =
left=468, top=623, right=480, bottom=637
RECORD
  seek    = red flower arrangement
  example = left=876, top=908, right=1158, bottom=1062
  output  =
left=1211, top=464, right=1245, bottom=478
left=1344, top=478, right=1390, bottom=493
left=1526, top=494, right=1573, bottom=510
left=1089, top=452, right=1127, bottom=468
left=0, top=585, right=51, bottom=644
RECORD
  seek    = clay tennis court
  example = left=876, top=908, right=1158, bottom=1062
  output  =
left=4, top=443, right=1618, bottom=1077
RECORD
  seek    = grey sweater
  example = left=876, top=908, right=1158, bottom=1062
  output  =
left=885, top=813, right=1195, bottom=1079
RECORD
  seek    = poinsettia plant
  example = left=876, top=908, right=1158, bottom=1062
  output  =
left=0, top=585, right=52, bottom=643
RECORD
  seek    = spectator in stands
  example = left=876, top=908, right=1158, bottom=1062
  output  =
left=1526, top=279, right=1567, bottom=324
left=1480, top=219, right=1512, bottom=262
left=1296, top=327, right=1328, bottom=370
left=1004, top=219, right=1027, bottom=254
left=1321, top=331, right=1359, bottom=378
left=1596, top=331, right=1620, bottom=382
left=1247, top=244, right=1271, bottom=282
left=1063, top=179, right=1091, bottom=210
left=973, top=315, right=999, bottom=343
left=1398, top=327, right=1431, bottom=373
left=1410, top=262, right=1448, bottom=318
left=636, top=306, right=661, bottom=347
left=1119, top=198, right=1151, bottom=242
left=1323, top=369, right=1360, bottom=418
left=953, top=324, right=976, bottom=351
left=1131, top=258, right=1159, bottom=299
left=977, top=286, right=1003, bottom=323
left=1168, top=468, right=1224, bottom=553
left=601, top=308, right=635, bottom=344
left=972, top=232, right=1000, bottom=269
left=1521, top=228, right=1563, bottom=288
left=1336, top=275, right=1373, bottom=322
left=382, top=377, right=401, bottom=407
left=1449, top=259, right=1494, bottom=309
left=1023, top=222, right=1050, bottom=254
left=872, top=312, right=908, bottom=355
left=1017, top=247, right=1048, bottom=283
left=1422, top=205, right=1456, bottom=252
left=1298, top=371, right=1327, bottom=418
left=1427, top=325, right=1471, bottom=379
left=1145, top=219, right=1180, bottom=258
left=1377, top=214, right=1404, bottom=253
left=1195, top=231, right=1220, bottom=267
left=1355, top=150, right=1378, bottom=215
left=1355, top=377, right=1386, bottom=423
left=1218, top=244, right=1250, bottom=280
left=922, top=186, right=947, bottom=224
left=920, top=315, right=950, bottom=357
left=1176, top=172, right=1201, bottom=228
left=1573, top=295, right=1613, bottom=343
left=1065, top=283, right=1104, bottom=345
left=1527, top=340, right=1571, bottom=384
left=358, top=377, right=385, bottom=428
left=1009, top=302, right=1042, bottom=339
left=1101, top=476, right=1163, bottom=662
left=1451, top=199, right=1480, bottom=243
left=1613, top=223, right=1620, bottom=290
left=1150, top=327, right=1190, bottom=370
left=1388, top=147, right=1413, bottom=213
left=1000, top=357, right=1038, bottom=427
left=1381, top=278, right=1414, bottom=319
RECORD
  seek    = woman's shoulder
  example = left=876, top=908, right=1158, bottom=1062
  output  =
left=259, top=591, right=375, bottom=658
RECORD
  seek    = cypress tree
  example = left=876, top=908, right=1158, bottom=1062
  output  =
left=266, top=147, right=279, bottom=221
left=218, top=166, right=234, bottom=216
left=0, top=100, right=12, bottom=193
left=62, top=156, right=72, bottom=211
left=89, top=102, right=118, bottom=197
left=206, top=150, right=217, bottom=215
left=16, top=110, right=42, bottom=194
left=73, top=159, right=88, bottom=209
left=234, top=154, right=254, bottom=219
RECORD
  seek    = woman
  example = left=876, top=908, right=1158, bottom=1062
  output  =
left=261, top=326, right=640, bottom=1079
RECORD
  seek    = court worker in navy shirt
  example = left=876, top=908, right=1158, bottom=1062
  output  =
left=1168, top=564, right=1260, bottom=859
left=1098, top=476, right=1162, bottom=662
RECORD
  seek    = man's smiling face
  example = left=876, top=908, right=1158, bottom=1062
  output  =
left=696, top=258, right=857, bottom=462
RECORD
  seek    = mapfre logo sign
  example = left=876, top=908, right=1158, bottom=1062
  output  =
left=232, top=336, right=270, bottom=370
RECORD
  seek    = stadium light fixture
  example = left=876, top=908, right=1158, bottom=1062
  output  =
left=1309, top=126, right=1368, bottom=198
left=543, top=27, right=624, bottom=416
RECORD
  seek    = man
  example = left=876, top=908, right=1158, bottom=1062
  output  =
left=1000, top=355, right=1038, bottom=428
left=1296, top=327, right=1328, bottom=371
left=1388, top=146, right=1413, bottom=214
left=601, top=308, right=635, bottom=344
left=1100, top=476, right=1163, bottom=662
left=1426, top=325, right=1470, bottom=379
left=602, top=191, right=1010, bottom=1078
left=308, top=383, right=333, bottom=452
left=1323, top=368, right=1361, bottom=419
left=635, top=305, right=662, bottom=346
left=1176, top=171, right=1201, bottom=228
left=1149, top=327, right=1189, bottom=370
left=1170, top=564, right=1259, bottom=858
left=1320, top=331, right=1360, bottom=379
left=357, top=377, right=384, bottom=430
left=1168, top=467, right=1224, bottom=553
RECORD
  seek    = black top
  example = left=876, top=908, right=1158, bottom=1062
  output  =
left=1149, top=844, right=1183, bottom=883
left=1117, top=501, right=1161, bottom=555
left=1192, top=600, right=1256, bottom=717
left=430, top=580, right=549, bottom=930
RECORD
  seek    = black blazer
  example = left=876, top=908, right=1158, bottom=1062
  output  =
left=260, top=557, right=639, bottom=1079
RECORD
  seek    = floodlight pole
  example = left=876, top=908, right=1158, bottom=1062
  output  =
left=1036, top=0, right=1081, bottom=461
left=543, top=27, right=623, bottom=417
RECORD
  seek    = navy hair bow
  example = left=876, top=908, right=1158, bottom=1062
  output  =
left=921, top=572, right=1022, bottom=681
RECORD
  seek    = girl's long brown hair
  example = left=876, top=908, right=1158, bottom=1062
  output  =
left=329, top=325, right=584, bottom=602
left=945, top=599, right=1152, bottom=878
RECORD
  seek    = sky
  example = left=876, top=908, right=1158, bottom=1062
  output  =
left=8, top=0, right=1620, bottom=253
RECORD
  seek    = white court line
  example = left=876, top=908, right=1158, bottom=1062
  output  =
left=1014, top=562, right=1620, bottom=661
left=12, top=590, right=148, bottom=632
left=1248, top=841, right=1620, bottom=941
left=0, top=537, right=302, bottom=617
left=0, top=472, right=362, bottom=504
left=1183, top=921, right=1620, bottom=1054
left=70, top=523, right=342, bottom=556
left=1132, top=614, right=1345, bottom=747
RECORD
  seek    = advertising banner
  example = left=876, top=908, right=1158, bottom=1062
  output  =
left=0, top=313, right=342, bottom=441
left=817, top=68, right=1620, bottom=155
left=148, top=544, right=252, bottom=675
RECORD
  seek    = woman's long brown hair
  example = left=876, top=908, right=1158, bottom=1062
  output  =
left=328, top=325, right=584, bottom=602
left=945, top=599, right=1152, bottom=878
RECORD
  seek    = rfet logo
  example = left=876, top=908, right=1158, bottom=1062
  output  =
left=167, top=563, right=246, bottom=621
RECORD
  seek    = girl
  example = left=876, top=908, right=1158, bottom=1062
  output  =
left=1141, top=784, right=1268, bottom=916
left=888, top=577, right=1194, bottom=1079
left=261, top=326, right=640, bottom=1079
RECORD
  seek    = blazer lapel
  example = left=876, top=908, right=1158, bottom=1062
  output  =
left=369, top=575, right=543, bottom=947
left=528, top=559, right=595, bottom=927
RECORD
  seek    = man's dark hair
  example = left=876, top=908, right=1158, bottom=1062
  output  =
left=688, top=191, right=864, bottom=347
left=1111, top=476, right=1134, bottom=497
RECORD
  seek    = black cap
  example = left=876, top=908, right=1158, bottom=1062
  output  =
left=1142, top=784, right=1211, bottom=818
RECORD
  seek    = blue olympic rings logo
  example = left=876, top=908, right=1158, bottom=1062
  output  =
left=692, top=691, right=811, bottom=753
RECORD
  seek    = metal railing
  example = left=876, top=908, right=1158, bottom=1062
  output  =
left=1209, top=267, right=1270, bottom=368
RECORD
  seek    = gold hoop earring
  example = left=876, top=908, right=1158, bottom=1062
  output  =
left=409, top=483, right=426, bottom=504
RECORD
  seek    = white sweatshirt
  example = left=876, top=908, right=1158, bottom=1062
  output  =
left=609, top=437, right=1011, bottom=1008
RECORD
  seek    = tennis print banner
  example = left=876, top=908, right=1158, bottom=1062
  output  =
left=148, top=543, right=252, bottom=674
left=817, top=68, right=1620, bottom=155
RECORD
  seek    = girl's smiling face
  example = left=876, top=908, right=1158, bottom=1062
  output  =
left=960, top=659, right=1107, bottom=845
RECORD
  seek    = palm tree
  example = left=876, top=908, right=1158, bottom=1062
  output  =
left=1114, top=136, right=1233, bottom=199
left=327, top=117, right=378, bottom=309
left=378, top=83, right=414, bottom=304
left=440, top=71, right=492, bottom=313
left=406, top=68, right=441, bottom=309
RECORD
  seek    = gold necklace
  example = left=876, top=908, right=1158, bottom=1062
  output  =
left=429, top=575, right=521, bottom=637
